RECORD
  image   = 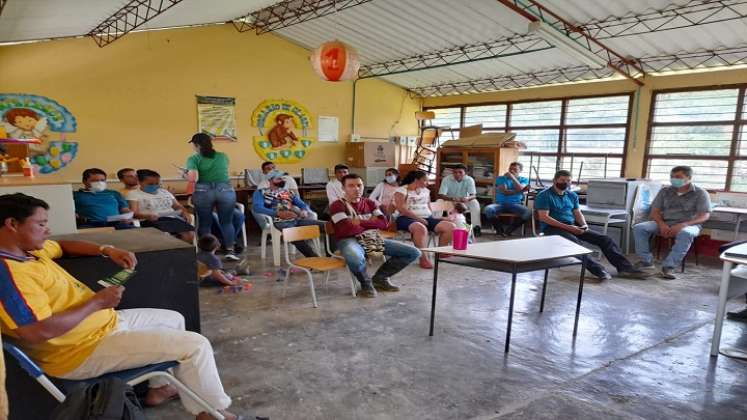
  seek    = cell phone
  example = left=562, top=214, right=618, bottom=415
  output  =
left=98, top=269, right=136, bottom=288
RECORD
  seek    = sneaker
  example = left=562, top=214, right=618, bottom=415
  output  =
left=224, top=252, right=240, bottom=262
left=617, top=268, right=650, bottom=280
left=660, top=266, right=676, bottom=280
left=634, top=261, right=655, bottom=271
left=233, top=244, right=244, bottom=255
left=372, top=277, right=400, bottom=292
left=358, top=284, right=377, bottom=298
left=726, top=307, right=747, bottom=322
left=595, top=271, right=612, bottom=282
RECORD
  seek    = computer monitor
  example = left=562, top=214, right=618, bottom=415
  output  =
left=302, top=168, right=329, bottom=185
left=243, top=169, right=265, bottom=187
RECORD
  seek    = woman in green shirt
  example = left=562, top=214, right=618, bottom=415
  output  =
left=185, top=133, right=238, bottom=257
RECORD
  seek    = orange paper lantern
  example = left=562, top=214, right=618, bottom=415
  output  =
left=310, top=41, right=360, bottom=81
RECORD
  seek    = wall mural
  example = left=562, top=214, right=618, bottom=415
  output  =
left=0, top=94, right=79, bottom=174
left=251, top=99, right=314, bottom=163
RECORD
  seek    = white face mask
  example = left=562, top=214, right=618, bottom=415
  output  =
left=89, top=181, right=107, bottom=192
left=385, top=175, right=397, bottom=184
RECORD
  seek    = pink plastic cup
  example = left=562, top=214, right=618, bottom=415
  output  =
left=452, top=228, right=468, bottom=250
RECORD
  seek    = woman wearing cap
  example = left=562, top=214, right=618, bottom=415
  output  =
left=185, top=133, right=239, bottom=259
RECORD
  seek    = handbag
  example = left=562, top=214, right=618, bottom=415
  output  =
left=342, top=199, right=386, bottom=259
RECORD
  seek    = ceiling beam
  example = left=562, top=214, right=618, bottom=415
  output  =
left=88, top=0, right=185, bottom=47
left=360, top=0, right=747, bottom=79
left=409, top=46, right=747, bottom=97
left=496, top=0, right=645, bottom=85
left=233, top=0, right=373, bottom=35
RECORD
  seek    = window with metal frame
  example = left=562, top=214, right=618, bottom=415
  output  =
left=425, top=94, right=632, bottom=182
left=646, top=86, right=746, bottom=191
left=428, top=107, right=461, bottom=141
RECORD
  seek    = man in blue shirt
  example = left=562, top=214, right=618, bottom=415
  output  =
left=485, top=162, right=531, bottom=237
left=252, top=170, right=325, bottom=257
left=73, top=168, right=134, bottom=229
left=535, top=170, right=647, bottom=281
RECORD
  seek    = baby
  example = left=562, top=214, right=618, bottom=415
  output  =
left=448, top=202, right=469, bottom=229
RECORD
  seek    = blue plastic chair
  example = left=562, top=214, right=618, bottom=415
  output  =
left=3, top=340, right=225, bottom=419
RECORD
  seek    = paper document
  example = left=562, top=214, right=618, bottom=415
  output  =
left=159, top=210, right=183, bottom=218
left=107, top=212, right=134, bottom=222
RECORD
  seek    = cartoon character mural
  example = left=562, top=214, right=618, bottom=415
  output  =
left=251, top=99, right=313, bottom=164
left=0, top=94, right=79, bottom=174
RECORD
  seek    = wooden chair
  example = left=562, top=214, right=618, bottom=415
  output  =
left=496, top=213, right=527, bottom=237
left=281, top=225, right=348, bottom=307
left=654, top=234, right=701, bottom=273
left=197, top=261, right=213, bottom=280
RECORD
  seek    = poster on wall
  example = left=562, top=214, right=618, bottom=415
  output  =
left=251, top=99, right=314, bottom=163
left=318, top=116, right=339, bottom=142
left=196, top=95, right=237, bottom=141
left=0, top=94, right=79, bottom=174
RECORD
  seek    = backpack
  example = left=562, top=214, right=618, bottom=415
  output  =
left=51, top=377, right=148, bottom=420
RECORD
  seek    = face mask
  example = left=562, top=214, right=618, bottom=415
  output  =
left=273, top=180, right=286, bottom=189
left=143, top=184, right=160, bottom=194
left=670, top=178, right=688, bottom=188
left=385, top=175, right=397, bottom=184
left=90, top=181, right=107, bottom=192
left=554, top=182, right=568, bottom=191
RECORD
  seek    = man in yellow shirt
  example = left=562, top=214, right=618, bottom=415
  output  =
left=116, top=167, right=139, bottom=196
left=0, top=193, right=256, bottom=420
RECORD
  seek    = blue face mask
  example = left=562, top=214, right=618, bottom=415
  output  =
left=143, top=184, right=160, bottom=194
left=670, top=178, right=688, bottom=188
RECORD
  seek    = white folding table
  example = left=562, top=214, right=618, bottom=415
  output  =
left=710, top=242, right=747, bottom=358
left=423, top=236, right=593, bottom=353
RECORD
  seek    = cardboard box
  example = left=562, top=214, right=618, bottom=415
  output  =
left=345, top=142, right=395, bottom=167
left=441, top=132, right=517, bottom=147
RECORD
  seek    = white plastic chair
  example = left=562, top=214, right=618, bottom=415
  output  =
left=257, top=212, right=319, bottom=266
left=256, top=213, right=295, bottom=266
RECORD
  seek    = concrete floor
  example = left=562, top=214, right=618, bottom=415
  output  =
left=148, top=236, right=747, bottom=420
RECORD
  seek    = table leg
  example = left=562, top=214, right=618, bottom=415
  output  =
left=539, top=269, right=549, bottom=313
left=735, top=215, right=743, bottom=241
left=711, top=261, right=734, bottom=357
left=573, top=256, right=587, bottom=337
left=505, top=265, right=518, bottom=353
left=429, top=252, right=440, bottom=337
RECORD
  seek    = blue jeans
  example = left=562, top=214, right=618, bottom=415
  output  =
left=633, top=221, right=700, bottom=268
left=192, top=182, right=237, bottom=248
left=337, top=237, right=421, bottom=282
left=484, top=202, right=531, bottom=234
left=211, top=207, right=245, bottom=248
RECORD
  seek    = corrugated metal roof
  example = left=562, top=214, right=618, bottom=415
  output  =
left=273, top=0, right=747, bottom=94
left=1, top=0, right=745, bottom=95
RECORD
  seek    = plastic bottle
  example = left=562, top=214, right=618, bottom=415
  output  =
left=21, top=157, right=34, bottom=178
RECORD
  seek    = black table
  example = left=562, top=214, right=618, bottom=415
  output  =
left=423, top=236, right=593, bottom=352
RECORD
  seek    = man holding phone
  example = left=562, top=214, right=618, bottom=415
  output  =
left=0, top=193, right=259, bottom=420
left=535, top=170, right=648, bottom=281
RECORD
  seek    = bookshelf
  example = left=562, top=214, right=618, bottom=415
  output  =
left=436, top=146, right=520, bottom=201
